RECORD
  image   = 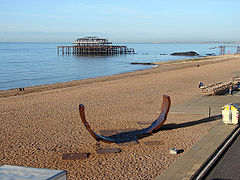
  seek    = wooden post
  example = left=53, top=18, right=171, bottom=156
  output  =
left=209, top=106, right=211, bottom=117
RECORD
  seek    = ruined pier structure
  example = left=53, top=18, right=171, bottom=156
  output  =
left=58, top=36, right=135, bottom=55
left=210, top=45, right=240, bottom=55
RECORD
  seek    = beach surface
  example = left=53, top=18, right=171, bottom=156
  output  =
left=0, top=54, right=240, bottom=179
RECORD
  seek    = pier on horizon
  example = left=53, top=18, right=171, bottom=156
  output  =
left=57, top=36, right=135, bottom=55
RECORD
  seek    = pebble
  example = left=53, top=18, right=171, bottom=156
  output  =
left=170, top=148, right=178, bottom=154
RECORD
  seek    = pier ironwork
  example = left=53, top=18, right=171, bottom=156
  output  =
left=57, top=36, right=134, bottom=55
left=209, top=45, right=240, bottom=55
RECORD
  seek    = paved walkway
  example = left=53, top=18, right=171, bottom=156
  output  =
left=204, top=128, right=240, bottom=180
left=156, top=93, right=240, bottom=180
left=171, top=93, right=240, bottom=117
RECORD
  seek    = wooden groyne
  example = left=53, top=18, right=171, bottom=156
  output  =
left=57, top=36, right=135, bottom=55
left=200, top=76, right=240, bottom=96
left=200, top=81, right=230, bottom=96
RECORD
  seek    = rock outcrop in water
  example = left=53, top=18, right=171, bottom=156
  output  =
left=206, top=53, right=216, bottom=56
left=171, top=51, right=199, bottom=56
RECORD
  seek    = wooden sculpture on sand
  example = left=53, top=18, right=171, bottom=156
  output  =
left=79, top=95, right=171, bottom=143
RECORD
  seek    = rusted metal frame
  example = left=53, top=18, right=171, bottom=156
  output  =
left=58, top=45, right=132, bottom=55
left=79, top=95, right=171, bottom=143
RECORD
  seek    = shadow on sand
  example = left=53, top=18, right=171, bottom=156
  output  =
left=99, top=115, right=222, bottom=144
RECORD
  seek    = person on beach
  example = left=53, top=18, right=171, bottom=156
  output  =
left=199, top=82, right=203, bottom=88
left=229, top=83, right=233, bottom=95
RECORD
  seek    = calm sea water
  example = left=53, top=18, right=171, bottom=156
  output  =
left=0, top=42, right=237, bottom=90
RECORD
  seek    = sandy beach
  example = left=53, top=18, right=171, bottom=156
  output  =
left=1, top=54, right=240, bottom=179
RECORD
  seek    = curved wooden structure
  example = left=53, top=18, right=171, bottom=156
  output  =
left=79, top=95, right=171, bottom=143
left=141, top=95, right=171, bottom=134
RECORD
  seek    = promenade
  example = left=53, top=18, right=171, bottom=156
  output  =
left=157, top=92, right=240, bottom=179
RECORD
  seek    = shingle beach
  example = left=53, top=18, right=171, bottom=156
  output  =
left=1, top=54, right=240, bottom=179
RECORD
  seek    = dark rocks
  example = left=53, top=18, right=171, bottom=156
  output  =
left=131, top=62, right=153, bottom=65
left=62, top=153, right=90, bottom=160
left=171, top=51, right=199, bottom=56
left=206, top=53, right=216, bottom=56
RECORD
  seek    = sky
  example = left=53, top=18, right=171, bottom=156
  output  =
left=0, top=0, right=239, bottom=43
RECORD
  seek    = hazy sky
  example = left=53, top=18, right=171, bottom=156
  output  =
left=0, top=0, right=239, bottom=43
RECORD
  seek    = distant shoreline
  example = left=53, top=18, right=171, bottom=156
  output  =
left=0, top=41, right=240, bottom=44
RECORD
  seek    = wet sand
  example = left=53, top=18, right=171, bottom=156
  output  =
left=0, top=54, right=240, bottom=179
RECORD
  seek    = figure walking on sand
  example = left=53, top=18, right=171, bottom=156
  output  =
left=229, top=83, right=233, bottom=95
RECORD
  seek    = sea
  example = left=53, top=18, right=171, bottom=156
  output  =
left=0, top=42, right=238, bottom=90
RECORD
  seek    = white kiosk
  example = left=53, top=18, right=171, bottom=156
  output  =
left=222, top=103, right=240, bottom=125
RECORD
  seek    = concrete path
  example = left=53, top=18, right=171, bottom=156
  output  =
left=204, top=127, right=240, bottom=180
left=156, top=93, right=240, bottom=180
left=171, top=93, right=240, bottom=117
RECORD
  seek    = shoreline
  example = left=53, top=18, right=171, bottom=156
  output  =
left=1, top=54, right=240, bottom=179
left=0, top=54, right=236, bottom=98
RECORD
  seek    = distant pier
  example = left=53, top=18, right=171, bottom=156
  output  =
left=210, top=45, right=240, bottom=55
left=57, top=36, right=135, bottom=55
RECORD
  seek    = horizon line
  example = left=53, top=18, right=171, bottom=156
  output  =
left=0, top=41, right=240, bottom=44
